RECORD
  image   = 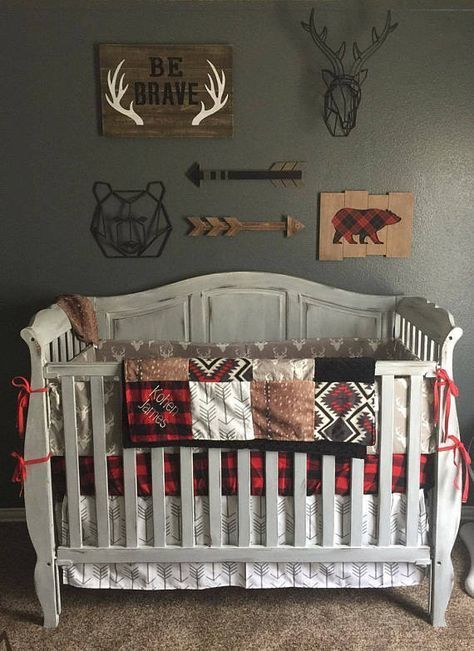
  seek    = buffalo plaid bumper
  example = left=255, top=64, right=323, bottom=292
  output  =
left=51, top=452, right=434, bottom=497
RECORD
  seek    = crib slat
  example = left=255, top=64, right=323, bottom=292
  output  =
left=61, top=376, right=82, bottom=548
left=208, top=448, right=222, bottom=547
left=429, top=340, right=436, bottom=361
left=90, top=377, right=109, bottom=548
left=416, top=329, right=422, bottom=359
left=237, top=449, right=251, bottom=547
left=123, top=448, right=138, bottom=547
left=180, top=447, right=194, bottom=547
left=322, top=455, right=335, bottom=547
left=151, top=448, right=166, bottom=547
left=66, top=330, right=74, bottom=361
left=422, top=335, right=429, bottom=361
left=73, top=336, right=81, bottom=357
left=265, top=451, right=279, bottom=547
left=406, top=375, right=422, bottom=546
left=400, top=317, right=406, bottom=346
left=378, top=375, right=395, bottom=546
left=52, top=338, right=60, bottom=362
left=350, top=458, right=365, bottom=547
left=293, top=453, right=307, bottom=547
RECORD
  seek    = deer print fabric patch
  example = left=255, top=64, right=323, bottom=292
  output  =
left=124, top=357, right=189, bottom=382
left=250, top=381, right=315, bottom=441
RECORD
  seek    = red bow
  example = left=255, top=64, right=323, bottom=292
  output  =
left=433, top=368, right=459, bottom=441
left=11, top=376, right=48, bottom=438
left=11, top=451, right=52, bottom=496
left=438, top=435, right=472, bottom=503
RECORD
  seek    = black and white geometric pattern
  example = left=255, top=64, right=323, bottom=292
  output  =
left=189, top=358, right=253, bottom=382
left=315, top=382, right=376, bottom=444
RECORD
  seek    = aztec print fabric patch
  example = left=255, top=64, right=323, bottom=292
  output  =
left=189, top=358, right=253, bottom=382
left=124, top=380, right=192, bottom=444
left=314, top=357, right=376, bottom=445
left=190, top=381, right=254, bottom=440
left=251, top=381, right=315, bottom=441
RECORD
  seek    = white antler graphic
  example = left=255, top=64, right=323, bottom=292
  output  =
left=105, top=59, right=144, bottom=126
left=192, top=60, right=228, bottom=126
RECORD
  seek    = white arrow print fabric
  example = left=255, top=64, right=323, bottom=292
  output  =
left=60, top=492, right=429, bottom=590
left=190, top=381, right=254, bottom=440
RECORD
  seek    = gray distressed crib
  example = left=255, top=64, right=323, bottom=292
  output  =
left=20, top=272, right=463, bottom=627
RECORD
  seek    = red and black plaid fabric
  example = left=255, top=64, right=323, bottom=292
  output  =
left=332, top=208, right=400, bottom=244
left=51, top=453, right=434, bottom=497
left=124, top=381, right=192, bottom=445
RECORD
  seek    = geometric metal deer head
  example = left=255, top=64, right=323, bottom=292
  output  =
left=301, top=9, right=398, bottom=136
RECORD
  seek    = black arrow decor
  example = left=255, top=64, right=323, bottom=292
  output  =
left=186, top=161, right=303, bottom=188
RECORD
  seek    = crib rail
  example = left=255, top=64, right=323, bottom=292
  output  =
left=395, top=297, right=460, bottom=365
left=47, top=330, right=87, bottom=363
left=48, top=359, right=435, bottom=568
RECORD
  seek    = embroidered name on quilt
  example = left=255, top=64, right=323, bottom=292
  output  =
left=138, top=383, right=180, bottom=427
left=123, top=356, right=376, bottom=454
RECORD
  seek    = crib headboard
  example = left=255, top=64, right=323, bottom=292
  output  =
left=93, top=272, right=398, bottom=342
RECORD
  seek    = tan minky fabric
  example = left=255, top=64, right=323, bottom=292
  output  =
left=0, top=523, right=472, bottom=650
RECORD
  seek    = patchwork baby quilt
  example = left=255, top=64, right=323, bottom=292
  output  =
left=123, top=357, right=375, bottom=456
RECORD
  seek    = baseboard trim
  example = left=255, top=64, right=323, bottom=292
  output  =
left=462, top=505, right=474, bottom=522
left=0, top=507, right=26, bottom=522
left=0, top=505, right=473, bottom=524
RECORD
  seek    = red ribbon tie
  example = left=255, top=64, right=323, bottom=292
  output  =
left=437, top=435, right=472, bottom=503
left=433, top=368, right=459, bottom=440
left=11, top=451, right=52, bottom=496
left=11, top=376, right=48, bottom=438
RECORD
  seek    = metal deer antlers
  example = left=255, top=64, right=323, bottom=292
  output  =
left=302, top=10, right=398, bottom=136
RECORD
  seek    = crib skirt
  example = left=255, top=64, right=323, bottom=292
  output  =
left=59, top=491, right=429, bottom=590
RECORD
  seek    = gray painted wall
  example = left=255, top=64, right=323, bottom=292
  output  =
left=2, top=0, right=473, bottom=507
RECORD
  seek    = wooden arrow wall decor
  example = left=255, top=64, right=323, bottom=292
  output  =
left=188, top=215, right=305, bottom=237
left=186, top=161, right=303, bottom=188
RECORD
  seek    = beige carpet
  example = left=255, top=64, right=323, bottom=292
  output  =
left=0, top=523, right=472, bottom=651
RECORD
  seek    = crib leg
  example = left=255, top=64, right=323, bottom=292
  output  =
left=430, top=557, right=454, bottom=627
left=34, top=561, right=60, bottom=628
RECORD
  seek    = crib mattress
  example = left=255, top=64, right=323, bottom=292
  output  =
left=59, top=491, right=429, bottom=590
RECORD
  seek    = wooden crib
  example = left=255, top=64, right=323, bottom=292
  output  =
left=20, top=272, right=463, bottom=627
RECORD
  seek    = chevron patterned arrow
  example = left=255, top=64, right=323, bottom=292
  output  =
left=188, top=215, right=305, bottom=237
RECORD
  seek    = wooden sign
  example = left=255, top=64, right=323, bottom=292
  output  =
left=99, top=44, right=233, bottom=137
left=319, top=191, right=413, bottom=260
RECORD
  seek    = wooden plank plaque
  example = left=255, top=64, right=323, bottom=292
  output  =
left=319, top=191, right=413, bottom=260
left=99, top=44, right=233, bottom=138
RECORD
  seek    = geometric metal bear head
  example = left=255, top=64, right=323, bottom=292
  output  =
left=91, top=181, right=172, bottom=257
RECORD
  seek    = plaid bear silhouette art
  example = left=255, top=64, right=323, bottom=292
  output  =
left=332, top=208, right=401, bottom=245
